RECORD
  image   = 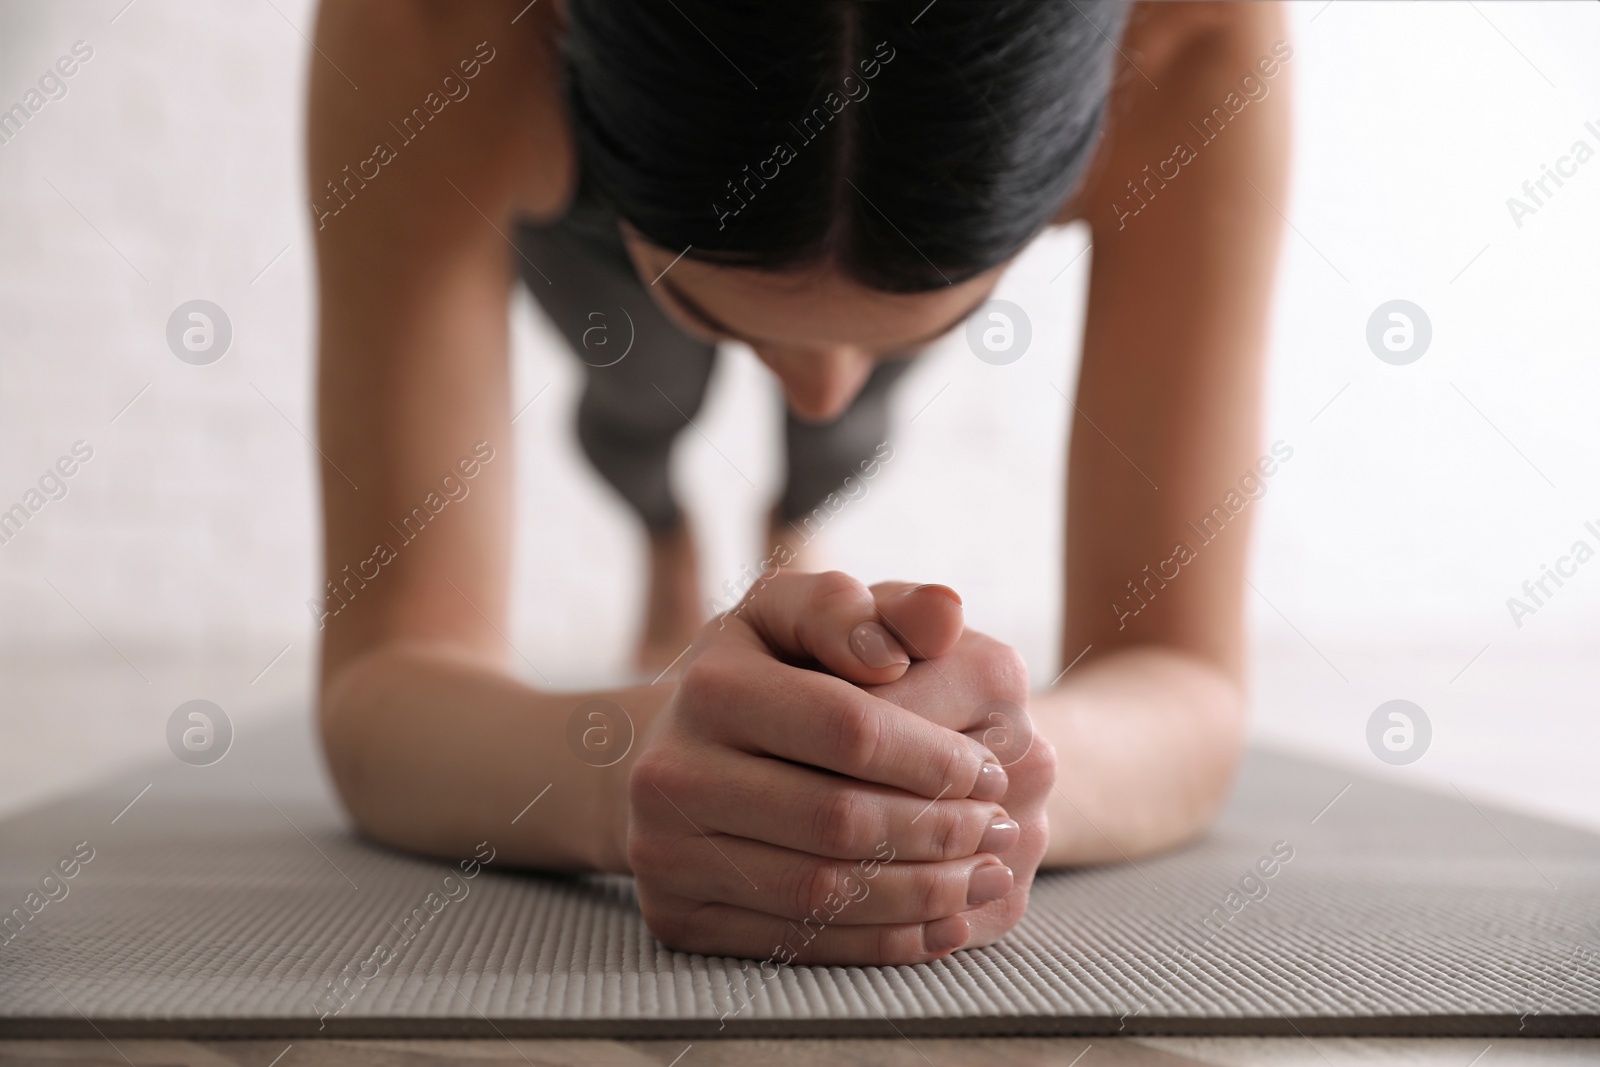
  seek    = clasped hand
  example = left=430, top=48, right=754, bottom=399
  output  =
left=628, top=571, right=1053, bottom=965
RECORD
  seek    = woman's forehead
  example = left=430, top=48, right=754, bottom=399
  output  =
left=626, top=231, right=1003, bottom=350
left=664, top=261, right=996, bottom=351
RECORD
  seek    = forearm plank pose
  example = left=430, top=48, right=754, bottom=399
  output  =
left=309, top=0, right=1288, bottom=964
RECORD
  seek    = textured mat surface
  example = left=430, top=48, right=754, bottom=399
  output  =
left=0, top=716, right=1595, bottom=1038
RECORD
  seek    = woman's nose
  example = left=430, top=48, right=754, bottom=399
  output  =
left=764, top=347, right=875, bottom=423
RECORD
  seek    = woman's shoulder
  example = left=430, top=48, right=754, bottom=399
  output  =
left=311, top=0, right=576, bottom=222
left=1123, top=0, right=1288, bottom=64
left=1053, top=0, right=1287, bottom=226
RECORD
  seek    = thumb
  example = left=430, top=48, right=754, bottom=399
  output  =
left=870, top=581, right=965, bottom=662
left=723, top=570, right=913, bottom=685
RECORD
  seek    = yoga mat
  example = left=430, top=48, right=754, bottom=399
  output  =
left=0, top=712, right=1595, bottom=1039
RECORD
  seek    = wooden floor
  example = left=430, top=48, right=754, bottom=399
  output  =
left=3, top=1038, right=1598, bottom=1066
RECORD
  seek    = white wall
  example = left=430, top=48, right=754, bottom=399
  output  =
left=1, top=1, right=1596, bottom=827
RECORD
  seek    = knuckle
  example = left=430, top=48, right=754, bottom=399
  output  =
left=1028, top=731, right=1058, bottom=782
left=876, top=923, right=927, bottom=966
left=676, top=650, right=735, bottom=710
left=989, top=885, right=1030, bottom=934
left=628, top=747, right=681, bottom=805
left=1014, top=731, right=1057, bottom=793
left=915, top=869, right=948, bottom=921
left=827, top=696, right=883, bottom=776
left=980, top=641, right=1031, bottom=700
left=808, top=570, right=872, bottom=613
left=626, top=827, right=668, bottom=878
left=928, top=805, right=966, bottom=861
left=626, top=749, right=666, bottom=809
left=812, top=787, right=870, bottom=856
left=794, top=859, right=846, bottom=920
left=641, top=901, right=693, bottom=950
left=934, top=740, right=970, bottom=797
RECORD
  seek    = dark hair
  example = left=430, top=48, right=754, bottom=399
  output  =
left=565, top=0, right=1128, bottom=293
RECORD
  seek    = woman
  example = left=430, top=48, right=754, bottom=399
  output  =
left=309, top=0, right=1288, bottom=965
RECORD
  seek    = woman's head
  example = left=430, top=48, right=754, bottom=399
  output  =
left=565, top=0, right=1128, bottom=416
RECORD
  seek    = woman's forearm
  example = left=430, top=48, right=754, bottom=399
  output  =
left=317, top=635, right=1242, bottom=876
left=1034, top=645, right=1247, bottom=867
left=318, top=642, right=670, bottom=873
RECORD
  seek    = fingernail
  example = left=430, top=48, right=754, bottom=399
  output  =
left=850, top=621, right=909, bottom=670
left=978, top=816, right=1019, bottom=855
left=915, top=583, right=963, bottom=606
left=967, top=863, right=1014, bottom=905
left=923, top=914, right=969, bottom=954
left=970, top=761, right=1008, bottom=802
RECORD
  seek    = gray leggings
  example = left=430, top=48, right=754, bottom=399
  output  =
left=515, top=217, right=914, bottom=533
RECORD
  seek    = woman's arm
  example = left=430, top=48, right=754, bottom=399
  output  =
left=1038, top=1, right=1292, bottom=865
left=309, top=0, right=642, bottom=870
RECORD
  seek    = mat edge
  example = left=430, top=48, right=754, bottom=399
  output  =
left=0, top=1015, right=1593, bottom=1040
